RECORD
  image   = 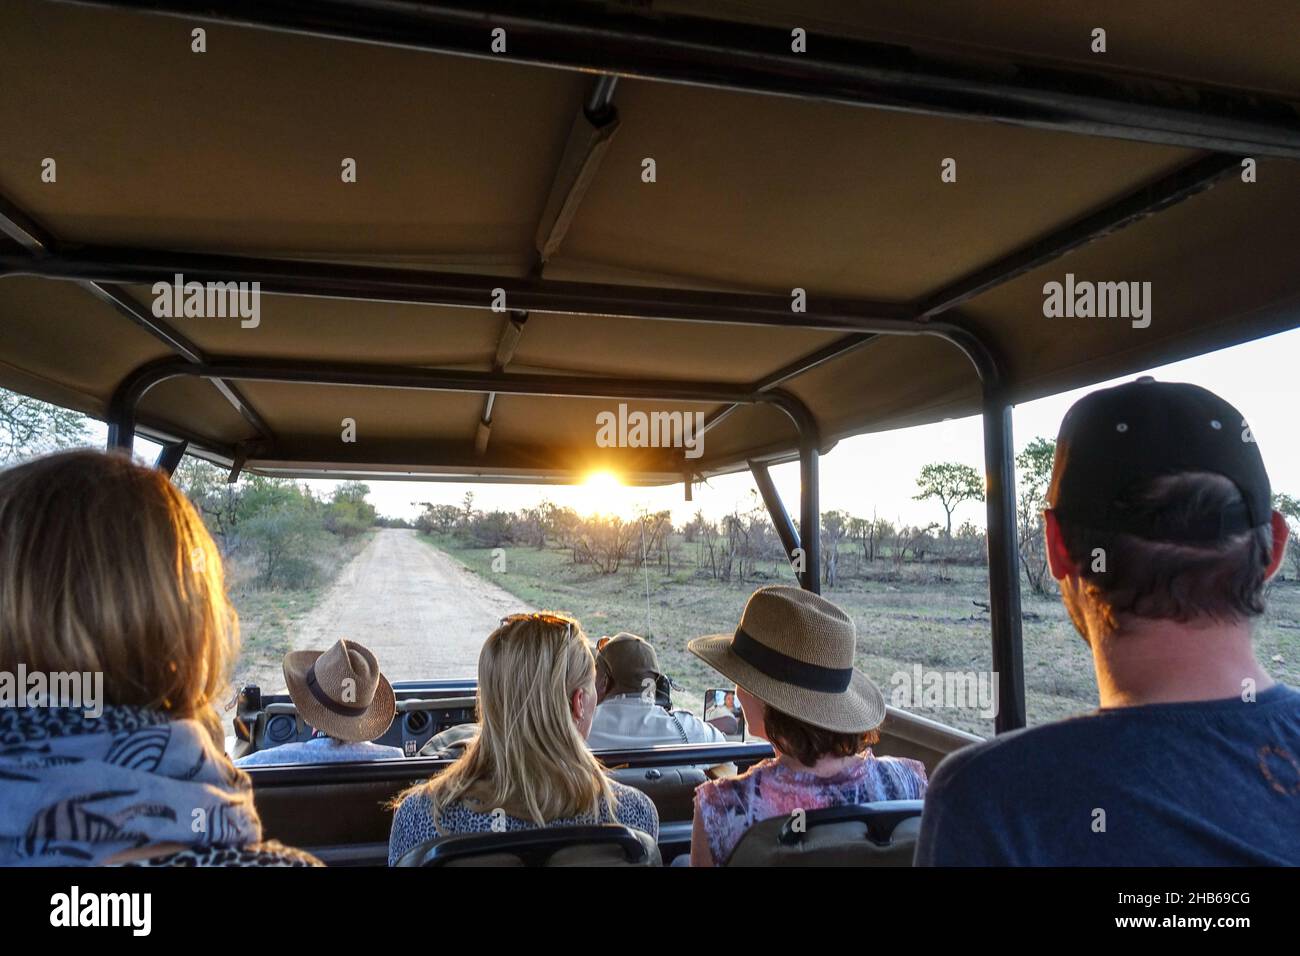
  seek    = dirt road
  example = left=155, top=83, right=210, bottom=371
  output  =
left=273, top=529, right=532, bottom=687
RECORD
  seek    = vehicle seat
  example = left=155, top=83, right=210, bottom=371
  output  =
left=395, top=824, right=662, bottom=867
left=607, top=766, right=707, bottom=820
left=724, top=800, right=923, bottom=867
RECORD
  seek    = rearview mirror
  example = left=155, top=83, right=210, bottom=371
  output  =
left=704, top=687, right=744, bottom=741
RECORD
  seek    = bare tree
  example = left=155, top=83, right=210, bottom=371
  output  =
left=1016, top=437, right=1056, bottom=595
left=0, top=388, right=90, bottom=464
left=821, top=510, right=849, bottom=588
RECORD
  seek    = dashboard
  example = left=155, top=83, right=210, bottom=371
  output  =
left=234, top=680, right=479, bottom=759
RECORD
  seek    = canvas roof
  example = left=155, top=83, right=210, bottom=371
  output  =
left=1, top=0, right=1297, bottom=482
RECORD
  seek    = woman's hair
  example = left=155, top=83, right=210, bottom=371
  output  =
left=402, top=613, right=615, bottom=829
left=0, top=450, right=237, bottom=740
left=760, top=704, right=879, bottom=768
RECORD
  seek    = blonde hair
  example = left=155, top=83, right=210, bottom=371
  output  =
left=403, top=613, right=616, bottom=830
left=0, top=450, right=238, bottom=741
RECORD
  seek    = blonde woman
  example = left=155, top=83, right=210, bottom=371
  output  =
left=0, top=450, right=318, bottom=867
left=387, top=613, right=659, bottom=864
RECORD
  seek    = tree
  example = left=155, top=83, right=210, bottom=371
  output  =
left=1276, top=493, right=1300, bottom=581
left=821, top=510, right=849, bottom=587
left=1015, top=437, right=1056, bottom=595
left=572, top=515, right=638, bottom=574
left=914, top=462, right=985, bottom=536
left=242, top=502, right=326, bottom=589
left=174, top=456, right=244, bottom=554
left=0, top=388, right=89, bottom=464
left=415, top=502, right=461, bottom=534
left=324, top=482, right=377, bottom=538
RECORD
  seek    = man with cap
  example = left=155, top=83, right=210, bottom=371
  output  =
left=917, top=378, right=1299, bottom=866
left=236, top=639, right=405, bottom=766
left=586, top=632, right=725, bottom=751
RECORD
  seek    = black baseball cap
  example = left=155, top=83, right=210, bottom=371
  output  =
left=1049, top=378, right=1272, bottom=542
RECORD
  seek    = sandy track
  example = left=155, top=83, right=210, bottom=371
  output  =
left=280, top=528, right=532, bottom=684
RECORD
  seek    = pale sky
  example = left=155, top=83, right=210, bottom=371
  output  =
left=121, top=325, right=1300, bottom=528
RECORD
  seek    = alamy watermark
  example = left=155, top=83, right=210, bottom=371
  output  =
left=1042, top=273, right=1150, bottom=329
left=50, top=886, right=150, bottom=936
left=0, top=665, right=103, bottom=718
left=888, top=665, right=998, bottom=719
left=595, top=403, right=705, bottom=459
left=152, top=273, right=260, bottom=328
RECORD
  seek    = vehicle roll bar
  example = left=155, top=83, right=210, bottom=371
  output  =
left=103, top=308, right=1024, bottom=731
left=55, top=0, right=1300, bottom=160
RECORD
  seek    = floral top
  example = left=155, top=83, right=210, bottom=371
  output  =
left=388, top=780, right=659, bottom=865
left=695, top=751, right=928, bottom=864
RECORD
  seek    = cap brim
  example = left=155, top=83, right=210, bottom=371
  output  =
left=687, top=634, right=885, bottom=734
left=282, top=651, right=397, bottom=744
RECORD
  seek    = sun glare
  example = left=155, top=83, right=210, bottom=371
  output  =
left=578, top=470, right=625, bottom=517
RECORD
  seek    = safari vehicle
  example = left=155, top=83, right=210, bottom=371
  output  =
left=1, top=0, right=1298, bottom=867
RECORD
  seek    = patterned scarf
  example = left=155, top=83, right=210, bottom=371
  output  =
left=0, top=705, right=262, bottom=866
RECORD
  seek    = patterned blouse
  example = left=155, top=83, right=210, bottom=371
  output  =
left=388, top=780, right=659, bottom=865
left=695, top=751, right=928, bottom=864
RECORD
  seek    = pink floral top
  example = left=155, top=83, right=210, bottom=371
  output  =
left=695, top=751, right=928, bottom=864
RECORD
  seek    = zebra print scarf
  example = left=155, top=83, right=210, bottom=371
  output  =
left=0, top=705, right=262, bottom=865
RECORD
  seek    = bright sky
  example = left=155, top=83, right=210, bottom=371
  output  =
left=122, top=326, right=1300, bottom=528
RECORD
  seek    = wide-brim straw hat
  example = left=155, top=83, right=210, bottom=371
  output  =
left=282, top=639, right=396, bottom=743
left=688, top=585, right=885, bottom=733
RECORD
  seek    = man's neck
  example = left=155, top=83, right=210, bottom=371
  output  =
left=1089, top=614, right=1275, bottom=708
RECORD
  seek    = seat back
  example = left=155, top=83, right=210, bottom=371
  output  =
left=607, top=766, right=707, bottom=821
left=396, top=824, right=662, bottom=867
left=724, top=800, right=923, bottom=867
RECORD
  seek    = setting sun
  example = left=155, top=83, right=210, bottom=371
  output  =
left=579, top=470, right=625, bottom=517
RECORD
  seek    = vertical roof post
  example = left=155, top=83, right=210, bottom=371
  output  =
left=983, top=398, right=1026, bottom=732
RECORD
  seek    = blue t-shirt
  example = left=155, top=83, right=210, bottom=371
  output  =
left=234, top=737, right=406, bottom=767
left=916, top=684, right=1300, bottom=866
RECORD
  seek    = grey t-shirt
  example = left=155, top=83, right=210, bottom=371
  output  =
left=916, top=684, right=1300, bottom=866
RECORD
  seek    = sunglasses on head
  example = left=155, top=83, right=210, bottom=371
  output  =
left=500, top=612, right=579, bottom=637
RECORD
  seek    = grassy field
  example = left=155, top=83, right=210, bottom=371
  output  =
left=425, top=534, right=1300, bottom=737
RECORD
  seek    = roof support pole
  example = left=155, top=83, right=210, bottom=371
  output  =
left=749, top=459, right=800, bottom=577
left=107, top=415, right=134, bottom=451
left=478, top=74, right=620, bottom=454
left=983, top=394, right=1026, bottom=733
left=62, top=0, right=1300, bottom=159
left=0, top=193, right=273, bottom=448
left=0, top=246, right=912, bottom=331
left=153, top=439, right=189, bottom=475
left=799, top=442, right=821, bottom=594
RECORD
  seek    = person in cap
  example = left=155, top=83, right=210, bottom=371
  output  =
left=236, top=638, right=404, bottom=766
left=586, top=632, right=726, bottom=751
left=687, top=586, right=927, bottom=866
left=917, top=378, right=1298, bottom=866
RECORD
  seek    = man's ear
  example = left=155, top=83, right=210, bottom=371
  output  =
left=1265, top=510, right=1291, bottom=579
left=1043, top=509, right=1079, bottom=581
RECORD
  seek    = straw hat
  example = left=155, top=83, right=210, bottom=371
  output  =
left=282, top=639, right=395, bottom=743
left=688, top=586, right=884, bottom=733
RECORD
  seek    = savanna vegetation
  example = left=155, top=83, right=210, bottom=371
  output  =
left=418, top=448, right=1300, bottom=737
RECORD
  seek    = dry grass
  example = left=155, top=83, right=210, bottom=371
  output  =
left=428, top=535, right=1300, bottom=737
